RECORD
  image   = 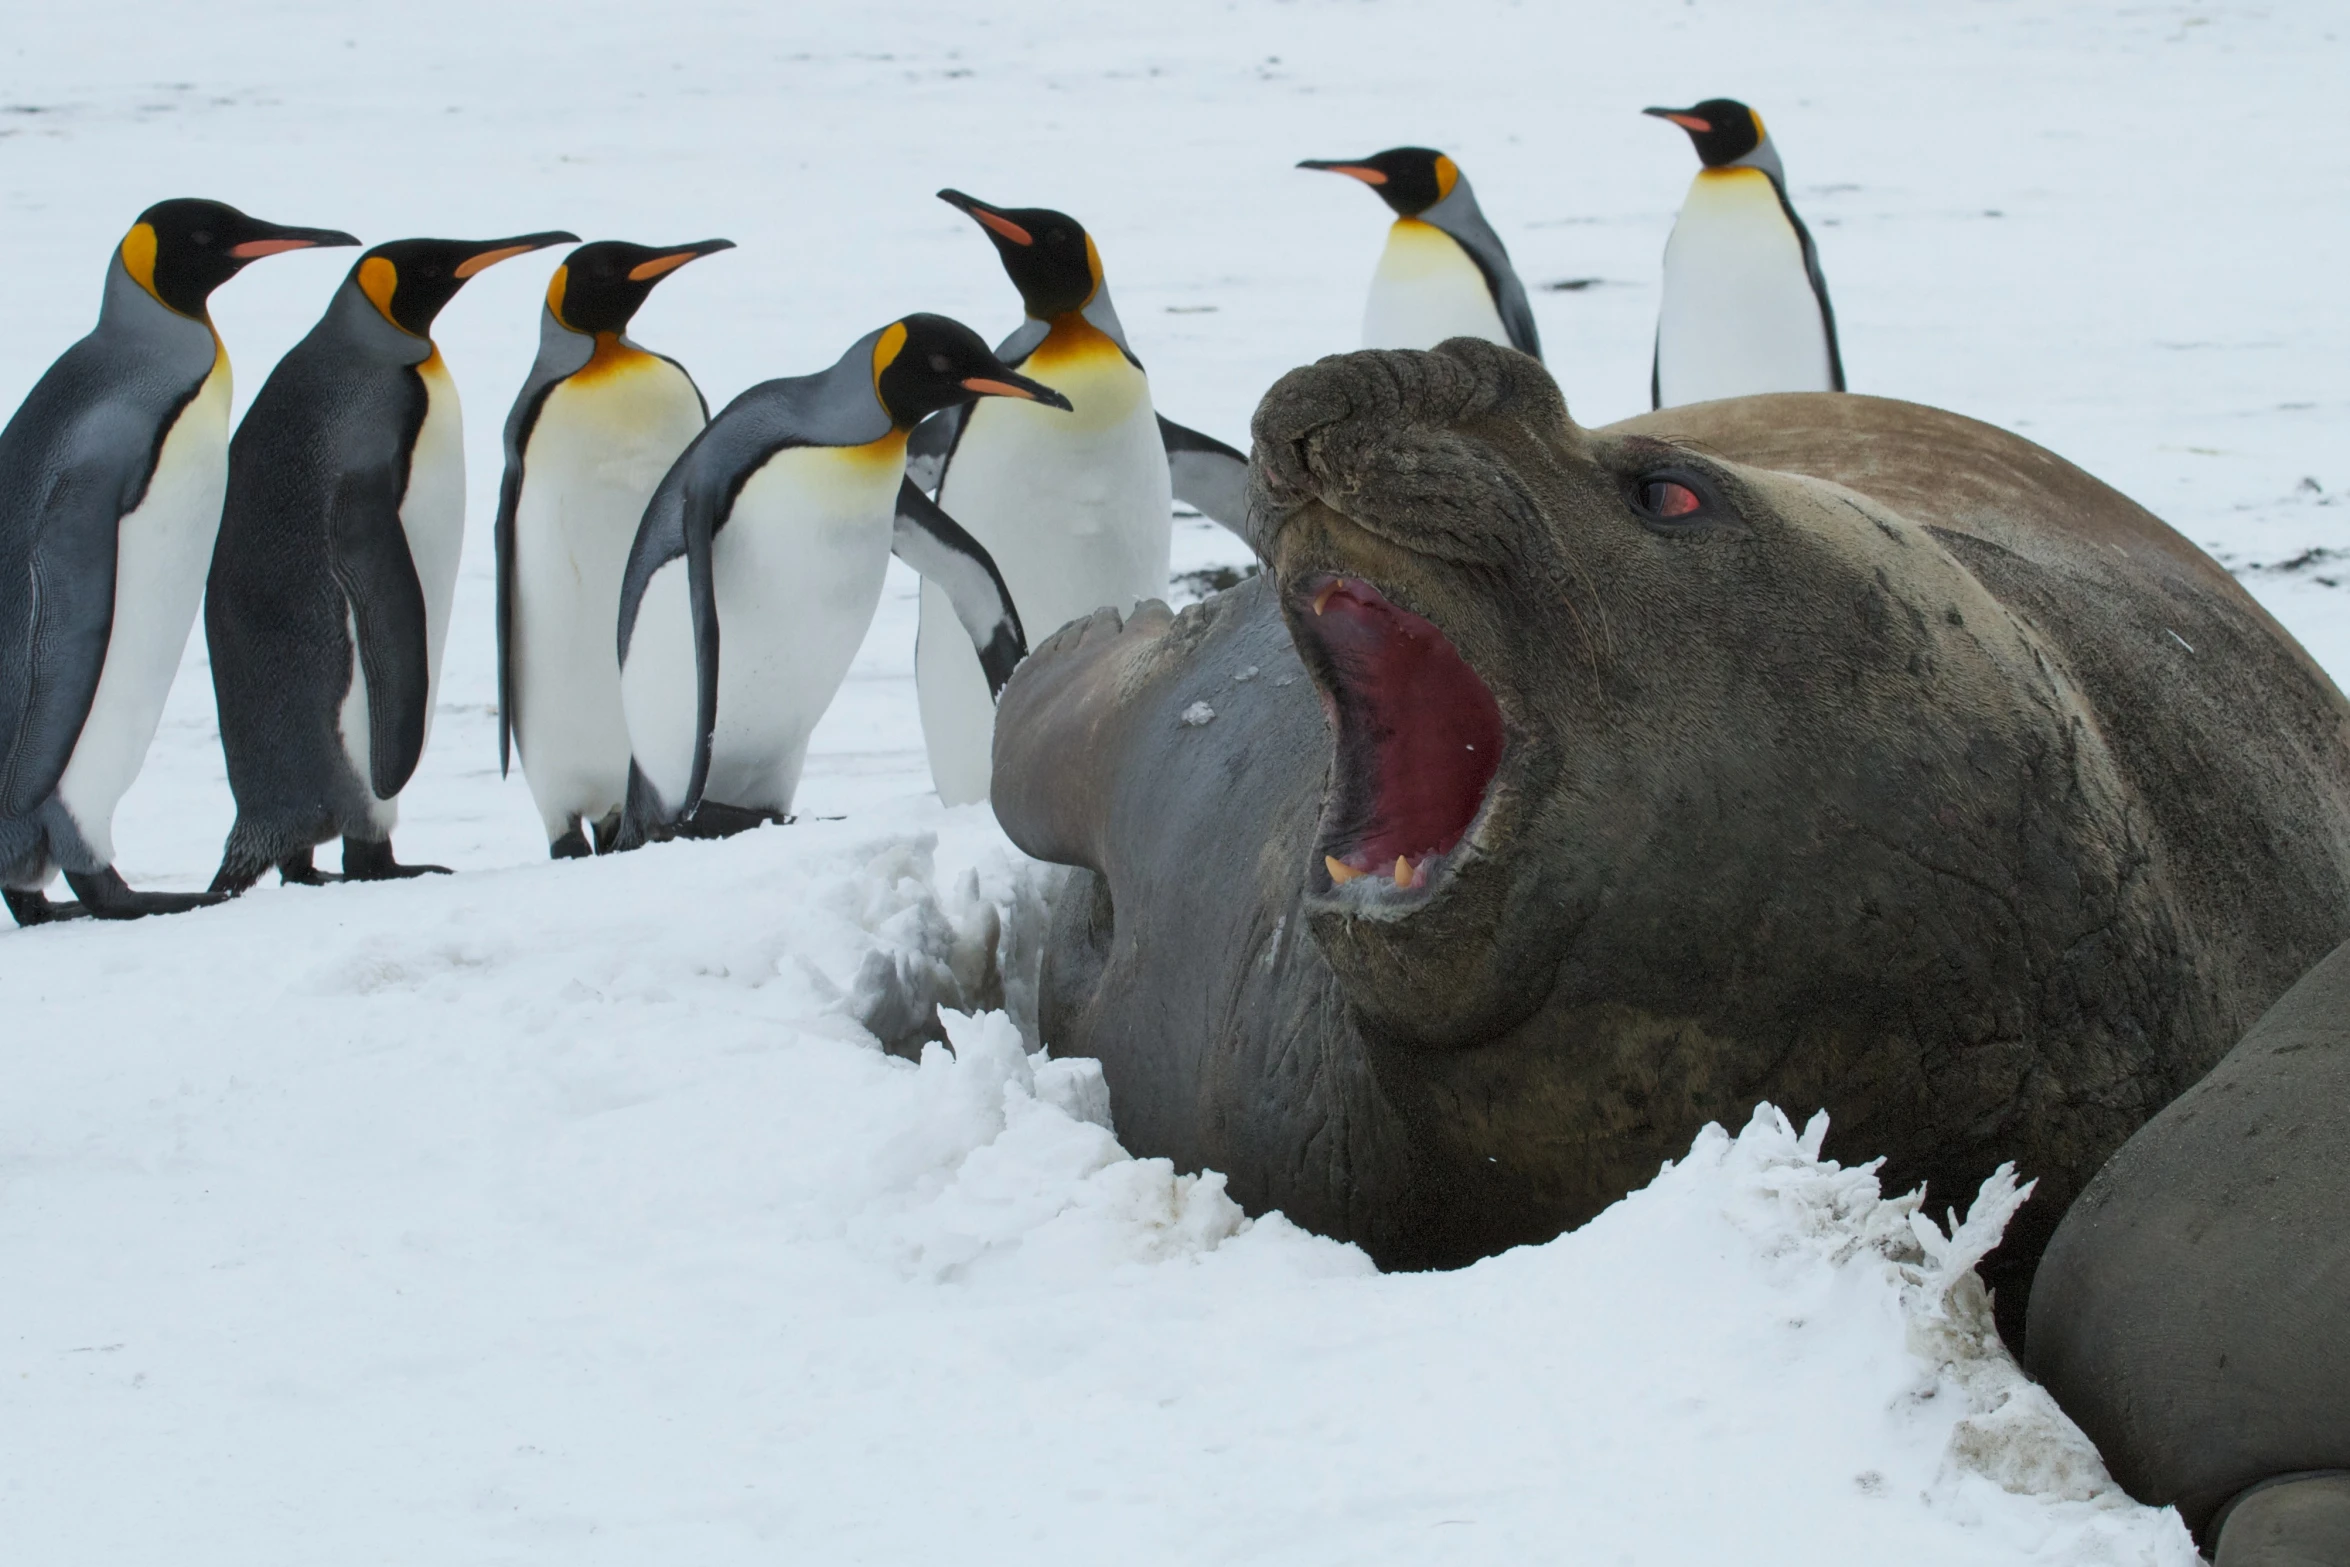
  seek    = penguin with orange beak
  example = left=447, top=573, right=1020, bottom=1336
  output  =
left=1298, top=148, right=1540, bottom=359
left=613, top=313, right=1061, bottom=845
left=494, top=237, right=733, bottom=858
left=0, top=199, right=356, bottom=926
left=907, top=189, right=1253, bottom=807
left=1644, top=99, right=1843, bottom=407
left=207, top=230, right=577, bottom=892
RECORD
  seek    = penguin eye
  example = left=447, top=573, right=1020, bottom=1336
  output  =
left=928, top=353, right=955, bottom=373
left=190, top=230, right=213, bottom=247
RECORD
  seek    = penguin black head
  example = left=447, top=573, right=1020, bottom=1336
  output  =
left=937, top=191, right=1102, bottom=320
left=1297, top=148, right=1463, bottom=218
left=547, top=238, right=735, bottom=336
left=121, top=199, right=360, bottom=320
left=871, top=312, right=1074, bottom=430
left=1643, top=100, right=1767, bottom=168
left=352, top=231, right=579, bottom=338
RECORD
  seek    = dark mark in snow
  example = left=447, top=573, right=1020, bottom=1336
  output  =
left=1172, top=563, right=1260, bottom=598
left=1164, top=304, right=1218, bottom=314
left=1543, top=277, right=1610, bottom=292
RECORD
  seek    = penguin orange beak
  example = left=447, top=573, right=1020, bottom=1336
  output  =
left=453, top=231, right=580, bottom=279
left=627, top=238, right=736, bottom=282
left=1643, top=107, right=1714, bottom=133
left=227, top=222, right=361, bottom=259
left=962, top=370, right=1073, bottom=412
left=938, top=189, right=1034, bottom=247
left=1298, top=159, right=1389, bottom=186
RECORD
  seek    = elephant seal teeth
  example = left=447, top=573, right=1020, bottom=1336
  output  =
left=1394, top=856, right=1413, bottom=887
left=1326, top=855, right=1365, bottom=885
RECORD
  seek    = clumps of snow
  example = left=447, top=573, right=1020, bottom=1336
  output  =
left=860, top=1009, right=1248, bottom=1284
left=1670, top=1105, right=2184, bottom=1555
left=789, top=832, right=1060, bottom=1055
left=1179, top=700, right=1217, bottom=726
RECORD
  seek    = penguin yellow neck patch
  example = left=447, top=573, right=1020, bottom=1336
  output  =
left=1029, top=314, right=1124, bottom=373
left=1433, top=156, right=1460, bottom=203
left=358, top=257, right=406, bottom=330
left=869, top=320, right=910, bottom=399
left=544, top=265, right=571, bottom=329
left=571, top=332, right=657, bottom=388
left=119, top=223, right=166, bottom=307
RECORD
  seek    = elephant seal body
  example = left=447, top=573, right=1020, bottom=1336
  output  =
left=991, top=341, right=2350, bottom=1350
left=2027, top=938, right=2350, bottom=1562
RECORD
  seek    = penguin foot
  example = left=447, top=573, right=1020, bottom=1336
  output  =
left=3, top=887, right=89, bottom=926
left=549, top=825, right=592, bottom=860
left=675, top=801, right=793, bottom=841
left=277, top=849, right=340, bottom=887
left=341, top=838, right=452, bottom=881
left=590, top=812, right=623, bottom=856
left=61, top=867, right=227, bottom=920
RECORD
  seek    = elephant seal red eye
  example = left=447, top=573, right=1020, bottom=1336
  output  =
left=1641, top=477, right=1702, bottom=518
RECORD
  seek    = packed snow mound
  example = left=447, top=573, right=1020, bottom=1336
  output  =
left=0, top=810, right=2198, bottom=1564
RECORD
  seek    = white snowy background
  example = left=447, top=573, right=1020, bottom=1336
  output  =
left=3, top=1, right=2342, bottom=1560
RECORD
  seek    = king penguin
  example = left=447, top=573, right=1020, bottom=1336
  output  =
left=615, top=313, right=1060, bottom=844
left=496, top=236, right=733, bottom=859
left=909, top=190, right=1247, bottom=806
left=0, top=199, right=357, bottom=926
left=1645, top=99, right=1843, bottom=407
left=1298, top=148, right=1540, bottom=359
left=206, top=230, right=577, bottom=893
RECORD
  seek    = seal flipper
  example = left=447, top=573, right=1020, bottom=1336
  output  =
left=324, top=469, right=431, bottom=801
left=1158, top=415, right=1252, bottom=546
left=892, top=478, right=1026, bottom=697
left=2212, top=1474, right=2350, bottom=1567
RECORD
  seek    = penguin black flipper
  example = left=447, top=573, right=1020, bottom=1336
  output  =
left=1771, top=182, right=1846, bottom=392
left=325, top=463, right=433, bottom=801
left=1156, top=416, right=1252, bottom=547
left=0, top=442, right=135, bottom=819
left=904, top=405, right=965, bottom=495
left=891, top=477, right=1026, bottom=698
left=1426, top=204, right=1542, bottom=361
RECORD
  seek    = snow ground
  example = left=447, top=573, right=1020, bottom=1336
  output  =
left=1, top=1, right=2341, bottom=1560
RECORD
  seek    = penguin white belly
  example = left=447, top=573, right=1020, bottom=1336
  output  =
left=920, top=333, right=1171, bottom=805
left=1361, top=219, right=1510, bottom=352
left=623, top=439, right=903, bottom=818
left=54, top=354, right=231, bottom=862
left=513, top=355, right=703, bottom=838
left=402, top=360, right=467, bottom=742
left=1655, top=168, right=1835, bottom=406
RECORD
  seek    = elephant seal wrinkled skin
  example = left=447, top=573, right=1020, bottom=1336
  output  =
left=2027, top=938, right=2350, bottom=1563
left=991, top=340, right=2350, bottom=1351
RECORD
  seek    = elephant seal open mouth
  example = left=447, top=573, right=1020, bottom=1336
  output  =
left=990, top=339, right=2350, bottom=1356
left=1287, top=571, right=1504, bottom=904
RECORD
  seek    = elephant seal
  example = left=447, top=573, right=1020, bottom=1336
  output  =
left=991, top=340, right=2350, bottom=1349
left=2027, top=937, right=2350, bottom=1563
